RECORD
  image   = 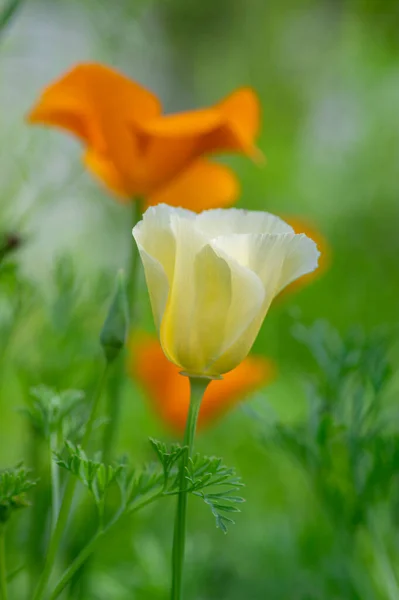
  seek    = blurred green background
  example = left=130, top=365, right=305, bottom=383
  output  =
left=1, top=0, right=399, bottom=598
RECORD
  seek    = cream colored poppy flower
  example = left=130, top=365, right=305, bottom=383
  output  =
left=133, top=205, right=319, bottom=378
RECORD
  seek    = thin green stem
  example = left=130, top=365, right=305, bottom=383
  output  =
left=0, top=524, right=8, bottom=600
left=128, top=198, right=142, bottom=321
left=81, top=363, right=109, bottom=449
left=48, top=492, right=164, bottom=600
left=0, top=0, right=26, bottom=38
left=32, top=362, right=110, bottom=600
left=171, top=377, right=210, bottom=600
left=50, top=433, right=61, bottom=534
left=102, top=199, right=141, bottom=464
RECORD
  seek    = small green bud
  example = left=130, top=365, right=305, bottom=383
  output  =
left=100, top=270, right=129, bottom=363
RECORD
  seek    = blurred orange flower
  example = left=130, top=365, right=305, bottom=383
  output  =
left=27, top=63, right=262, bottom=211
left=128, top=334, right=274, bottom=432
left=278, top=216, right=330, bottom=299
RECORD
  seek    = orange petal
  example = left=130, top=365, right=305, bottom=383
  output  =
left=139, top=87, right=261, bottom=155
left=146, top=159, right=239, bottom=211
left=278, top=216, right=330, bottom=300
left=28, top=68, right=262, bottom=198
left=215, top=87, right=262, bottom=157
left=133, top=87, right=263, bottom=190
left=198, top=355, right=275, bottom=429
left=128, top=334, right=275, bottom=433
left=27, top=93, right=91, bottom=144
left=27, top=63, right=161, bottom=143
left=84, top=149, right=132, bottom=201
left=27, top=63, right=161, bottom=193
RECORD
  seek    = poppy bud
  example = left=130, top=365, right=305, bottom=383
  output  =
left=100, top=270, right=129, bottom=363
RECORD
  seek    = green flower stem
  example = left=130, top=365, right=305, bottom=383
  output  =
left=128, top=198, right=142, bottom=320
left=0, top=0, right=26, bottom=38
left=48, top=492, right=165, bottom=600
left=102, top=198, right=142, bottom=464
left=32, top=362, right=110, bottom=600
left=0, top=524, right=8, bottom=600
left=50, top=432, right=61, bottom=534
left=171, top=377, right=210, bottom=600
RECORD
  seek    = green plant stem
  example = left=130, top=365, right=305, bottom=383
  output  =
left=0, top=524, right=8, bottom=600
left=171, top=377, right=210, bottom=600
left=128, top=198, right=142, bottom=321
left=48, top=492, right=164, bottom=600
left=50, top=433, right=61, bottom=534
left=32, top=362, right=110, bottom=600
left=0, top=0, right=26, bottom=38
left=102, top=199, right=142, bottom=464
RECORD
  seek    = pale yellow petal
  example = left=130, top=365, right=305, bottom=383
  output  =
left=189, top=244, right=233, bottom=372
left=135, top=245, right=169, bottom=331
left=159, top=221, right=208, bottom=371
left=275, top=233, right=320, bottom=294
left=210, top=232, right=319, bottom=374
left=160, top=226, right=264, bottom=376
left=133, top=204, right=195, bottom=282
left=133, top=204, right=320, bottom=378
left=213, top=232, right=319, bottom=297
left=196, top=208, right=293, bottom=237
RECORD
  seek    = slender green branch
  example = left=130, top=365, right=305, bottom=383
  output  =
left=102, top=198, right=142, bottom=464
left=81, top=363, right=109, bottom=449
left=50, top=433, right=61, bottom=534
left=0, top=524, right=8, bottom=600
left=32, top=362, right=110, bottom=600
left=48, top=492, right=165, bottom=600
left=128, top=198, right=142, bottom=321
left=48, top=528, right=104, bottom=600
left=171, top=377, right=210, bottom=600
left=0, top=0, right=26, bottom=38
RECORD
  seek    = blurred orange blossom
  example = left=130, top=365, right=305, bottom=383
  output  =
left=27, top=63, right=262, bottom=211
left=280, top=216, right=330, bottom=298
left=128, top=334, right=274, bottom=433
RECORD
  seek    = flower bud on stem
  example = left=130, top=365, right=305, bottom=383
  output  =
left=100, top=270, right=129, bottom=364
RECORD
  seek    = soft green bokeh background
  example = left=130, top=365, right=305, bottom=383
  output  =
left=1, top=0, right=399, bottom=598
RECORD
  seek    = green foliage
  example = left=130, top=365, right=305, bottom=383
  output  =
left=21, top=386, right=85, bottom=442
left=149, top=437, right=186, bottom=488
left=54, top=442, right=123, bottom=517
left=0, top=464, right=36, bottom=523
left=53, top=440, right=174, bottom=525
left=267, top=322, right=396, bottom=531
left=121, top=464, right=165, bottom=512
left=186, top=455, right=245, bottom=533
left=149, top=439, right=245, bottom=532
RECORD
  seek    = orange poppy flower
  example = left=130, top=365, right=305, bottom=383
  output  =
left=128, top=334, right=274, bottom=432
left=27, top=63, right=262, bottom=210
left=278, top=216, right=330, bottom=299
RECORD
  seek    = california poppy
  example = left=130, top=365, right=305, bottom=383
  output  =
left=129, top=334, right=275, bottom=432
left=133, top=205, right=319, bottom=378
left=27, top=63, right=261, bottom=211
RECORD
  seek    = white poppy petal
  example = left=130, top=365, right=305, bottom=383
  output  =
left=133, top=203, right=195, bottom=281
left=134, top=204, right=322, bottom=378
left=159, top=219, right=209, bottom=370
left=276, top=233, right=320, bottom=294
left=135, top=244, right=169, bottom=331
left=196, top=208, right=294, bottom=236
